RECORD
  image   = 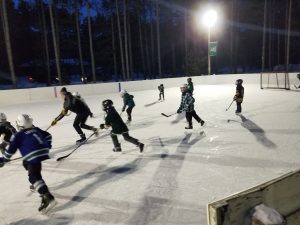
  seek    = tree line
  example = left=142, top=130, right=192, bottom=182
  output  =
left=0, top=0, right=299, bottom=87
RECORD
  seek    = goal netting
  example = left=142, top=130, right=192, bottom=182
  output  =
left=260, top=72, right=290, bottom=89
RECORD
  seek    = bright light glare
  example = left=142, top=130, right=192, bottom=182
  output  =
left=202, top=9, right=217, bottom=28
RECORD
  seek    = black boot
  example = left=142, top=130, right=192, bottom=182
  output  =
left=200, top=120, right=205, bottom=126
left=113, top=146, right=122, bottom=152
left=138, top=142, right=144, bottom=153
left=38, top=193, right=56, bottom=213
left=76, top=133, right=86, bottom=144
left=185, top=126, right=193, bottom=129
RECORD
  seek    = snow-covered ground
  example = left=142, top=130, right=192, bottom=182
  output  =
left=1, top=84, right=300, bottom=225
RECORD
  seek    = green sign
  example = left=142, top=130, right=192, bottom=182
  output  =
left=208, top=41, right=218, bottom=57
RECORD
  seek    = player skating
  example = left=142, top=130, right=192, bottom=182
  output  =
left=120, top=90, right=135, bottom=123
left=158, top=84, right=165, bottom=100
left=0, top=114, right=56, bottom=213
left=100, top=99, right=144, bottom=152
left=51, top=87, right=98, bottom=144
left=234, top=79, right=244, bottom=114
left=177, top=84, right=205, bottom=129
left=0, top=113, right=16, bottom=154
left=187, top=77, right=194, bottom=94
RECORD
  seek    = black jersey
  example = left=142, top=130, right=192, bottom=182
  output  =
left=105, top=107, right=128, bottom=134
left=0, top=122, right=16, bottom=142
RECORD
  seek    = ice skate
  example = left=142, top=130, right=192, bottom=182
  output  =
left=39, top=193, right=56, bottom=214
left=92, top=128, right=99, bottom=137
left=29, top=185, right=35, bottom=192
left=113, top=146, right=122, bottom=152
left=138, top=143, right=144, bottom=153
left=200, top=120, right=205, bottom=126
left=185, top=126, right=193, bottom=129
left=76, top=133, right=86, bottom=144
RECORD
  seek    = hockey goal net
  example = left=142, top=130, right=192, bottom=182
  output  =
left=260, top=72, right=290, bottom=89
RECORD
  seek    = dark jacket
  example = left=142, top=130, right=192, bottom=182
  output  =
left=235, top=85, right=244, bottom=103
left=105, top=107, right=128, bottom=134
left=56, top=92, right=92, bottom=121
left=122, top=93, right=135, bottom=111
left=158, top=85, right=164, bottom=93
left=187, top=81, right=194, bottom=94
left=0, top=122, right=16, bottom=142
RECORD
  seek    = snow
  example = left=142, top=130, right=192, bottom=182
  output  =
left=1, top=84, right=300, bottom=225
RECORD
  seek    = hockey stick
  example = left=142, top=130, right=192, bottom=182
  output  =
left=161, top=112, right=177, bottom=117
left=56, top=132, right=96, bottom=161
left=225, top=100, right=234, bottom=111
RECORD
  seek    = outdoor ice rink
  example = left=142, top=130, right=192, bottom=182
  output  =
left=1, top=83, right=300, bottom=225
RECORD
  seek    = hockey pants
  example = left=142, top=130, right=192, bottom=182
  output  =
left=186, top=110, right=202, bottom=127
left=23, top=161, right=49, bottom=195
left=73, top=112, right=94, bottom=135
left=111, top=131, right=139, bottom=147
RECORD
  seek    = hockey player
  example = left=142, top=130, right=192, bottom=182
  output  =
left=100, top=99, right=144, bottom=152
left=120, top=90, right=135, bottom=122
left=187, top=77, right=194, bottom=94
left=234, top=79, right=244, bottom=114
left=0, top=113, right=16, bottom=154
left=158, top=84, right=165, bottom=100
left=296, top=73, right=300, bottom=88
left=51, top=87, right=98, bottom=144
left=0, top=114, right=56, bottom=213
left=72, top=91, right=93, bottom=117
left=177, top=84, right=205, bottom=129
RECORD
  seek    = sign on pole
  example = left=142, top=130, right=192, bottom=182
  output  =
left=208, top=41, right=218, bottom=57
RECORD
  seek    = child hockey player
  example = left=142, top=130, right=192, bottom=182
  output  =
left=177, top=84, right=205, bottom=129
left=158, top=84, right=165, bottom=100
left=234, top=79, right=244, bottom=114
left=120, top=90, right=135, bottom=122
left=0, top=114, right=56, bottom=213
left=100, top=99, right=144, bottom=152
left=0, top=113, right=16, bottom=154
left=187, top=77, right=194, bottom=94
left=51, top=87, right=98, bottom=144
left=296, top=73, right=300, bottom=89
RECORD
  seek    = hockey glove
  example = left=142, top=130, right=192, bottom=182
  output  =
left=177, top=109, right=182, bottom=114
left=100, top=124, right=105, bottom=129
left=89, top=112, right=94, bottom=118
left=233, top=96, right=237, bottom=101
left=51, top=120, right=57, bottom=126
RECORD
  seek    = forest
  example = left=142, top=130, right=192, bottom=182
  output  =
left=0, top=0, right=299, bottom=87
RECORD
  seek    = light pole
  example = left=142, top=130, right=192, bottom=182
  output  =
left=202, top=9, right=217, bottom=75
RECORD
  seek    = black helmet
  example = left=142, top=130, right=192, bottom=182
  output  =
left=187, top=77, right=192, bottom=82
left=102, top=99, right=113, bottom=111
left=236, top=79, right=243, bottom=85
left=160, top=84, right=163, bottom=86
left=297, top=73, right=300, bottom=79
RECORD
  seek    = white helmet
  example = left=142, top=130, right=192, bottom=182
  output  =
left=120, top=89, right=127, bottom=97
left=72, top=92, right=80, bottom=97
left=0, top=113, right=7, bottom=123
left=180, top=84, right=188, bottom=92
left=16, top=114, right=33, bottom=130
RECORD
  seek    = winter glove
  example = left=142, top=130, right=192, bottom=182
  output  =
left=122, top=108, right=125, bottom=112
left=89, top=112, right=94, bottom=118
left=233, top=96, right=237, bottom=101
left=100, top=124, right=105, bottom=129
left=177, top=109, right=182, bottom=114
left=51, top=120, right=57, bottom=126
left=0, top=157, right=6, bottom=168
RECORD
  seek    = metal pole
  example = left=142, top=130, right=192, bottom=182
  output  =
left=208, top=27, right=211, bottom=75
left=261, top=0, right=267, bottom=89
left=285, top=0, right=292, bottom=89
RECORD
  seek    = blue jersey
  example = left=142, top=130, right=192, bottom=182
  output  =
left=3, top=127, right=52, bottom=164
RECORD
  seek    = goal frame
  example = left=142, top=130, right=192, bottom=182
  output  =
left=260, top=71, right=290, bottom=90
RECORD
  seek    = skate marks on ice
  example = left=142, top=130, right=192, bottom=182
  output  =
left=127, top=133, right=205, bottom=225
left=228, top=115, right=276, bottom=149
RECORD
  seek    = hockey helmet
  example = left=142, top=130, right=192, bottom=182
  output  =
left=180, top=83, right=188, bottom=92
left=0, top=113, right=7, bottom=123
left=297, top=73, right=300, bottom=79
left=60, top=87, right=67, bottom=94
left=16, top=114, right=33, bottom=130
left=236, top=79, right=243, bottom=85
left=102, top=99, right=114, bottom=111
left=187, top=77, right=192, bottom=82
left=120, top=89, right=127, bottom=97
left=72, top=92, right=80, bottom=98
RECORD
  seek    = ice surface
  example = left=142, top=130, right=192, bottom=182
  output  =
left=1, top=84, right=300, bottom=225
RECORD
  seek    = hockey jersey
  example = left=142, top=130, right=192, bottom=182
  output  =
left=0, top=122, right=16, bottom=142
left=3, top=127, right=52, bottom=164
